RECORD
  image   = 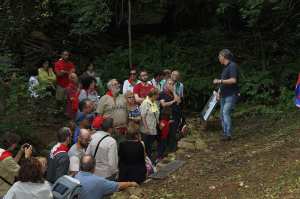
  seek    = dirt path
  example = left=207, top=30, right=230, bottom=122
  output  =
left=142, top=111, right=300, bottom=199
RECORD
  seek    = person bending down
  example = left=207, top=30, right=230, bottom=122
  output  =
left=75, top=155, right=138, bottom=199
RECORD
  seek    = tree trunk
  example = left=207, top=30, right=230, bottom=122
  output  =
left=128, top=0, right=132, bottom=69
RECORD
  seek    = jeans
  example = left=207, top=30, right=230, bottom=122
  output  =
left=220, top=95, right=237, bottom=137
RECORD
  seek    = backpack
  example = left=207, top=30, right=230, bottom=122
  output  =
left=52, top=175, right=81, bottom=199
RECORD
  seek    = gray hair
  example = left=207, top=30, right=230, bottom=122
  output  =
left=219, top=49, right=233, bottom=60
left=107, top=78, right=118, bottom=89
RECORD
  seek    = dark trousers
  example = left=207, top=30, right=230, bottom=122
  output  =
left=157, top=138, right=168, bottom=159
left=141, top=133, right=156, bottom=159
left=168, top=119, right=179, bottom=152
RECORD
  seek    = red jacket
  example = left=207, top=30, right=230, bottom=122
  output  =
left=54, top=59, right=75, bottom=88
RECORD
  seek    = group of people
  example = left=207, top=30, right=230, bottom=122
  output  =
left=1, top=50, right=188, bottom=199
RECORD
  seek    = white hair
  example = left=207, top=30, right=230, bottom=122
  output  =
left=107, top=78, right=118, bottom=89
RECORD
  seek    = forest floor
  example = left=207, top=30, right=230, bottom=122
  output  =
left=141, top=110, right=300, bottom=199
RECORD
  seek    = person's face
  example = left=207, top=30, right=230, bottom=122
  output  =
left=89, top=81, right=96, bottom=90
left=62, top=51, right=70, bottom=61
left=43, top=61, right=49, bottom=69
left=218, top=54, right=225, bottom=65
left=126, top=94, right=135, bottom=104
left=166, top=79, right=174, bottom=91
left=110, top=80, right=120, bottom=94
left=140, top=72, right=148, bottom=82
left=79, top=133, right=91, bottom=148
left=83, top=102, right=93, bottom=114
left=171, top=71, right=180, bottom=81
left=88, top=64, right=94, bottom=71
left=69, top=73, right=78, bottom=83
left=129, top=70, right=137, bottom=80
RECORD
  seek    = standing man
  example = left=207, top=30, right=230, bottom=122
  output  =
left=133, top=70, right=154, bottom=104
left=54, top=50, right=76, bottom=101
left=96, top=79, right=128, bottom=131
left=213, top=49, right=239, bottom=141
left=69, top=129, right=91, bottom=176
left=47, top=127, right=71, bottom=183
left=150, top=71, right=163, bottom=91
left=86, top=118, right=118, bottom=180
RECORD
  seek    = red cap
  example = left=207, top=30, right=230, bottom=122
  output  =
left=92, top=116, right=105, bottom=130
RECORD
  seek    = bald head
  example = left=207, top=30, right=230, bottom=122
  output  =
left=78, top=129, right=91, bottom=148
left=80, top=155, right=96, bottom=173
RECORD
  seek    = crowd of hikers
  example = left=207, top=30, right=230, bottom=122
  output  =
left=1, top=48, right=299, bottom=199
left=0, top=50, right=187, bottom=199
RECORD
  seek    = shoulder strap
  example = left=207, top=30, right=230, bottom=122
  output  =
left=0, top=176, right=12, bottom=186
left=93, top=135, right=110, bottom=158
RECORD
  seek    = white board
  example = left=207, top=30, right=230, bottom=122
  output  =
left=201, top=91, right=218, bottom=121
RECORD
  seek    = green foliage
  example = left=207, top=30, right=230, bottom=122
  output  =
left=56, top=0, right=112, bottom=35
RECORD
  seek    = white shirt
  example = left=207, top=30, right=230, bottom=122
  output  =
left=122, top=79, right=140, bottom=94
left=4, top=181, right=53, bottom=199
left=86, top=131, right=118, bottom=178
left=68, top=144, right=86, bottom=172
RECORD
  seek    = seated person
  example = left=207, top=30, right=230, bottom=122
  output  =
left=3, top=157, right=53, bottom=199
left=118, top=122, right=146, bottom=184
left=37, top=59, right=56, bottom=94
left=75, top=155, right=138, bottom=199
left=79, top=76, right=99, bottom=106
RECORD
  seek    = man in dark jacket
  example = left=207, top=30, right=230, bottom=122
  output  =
left=47, top=127, right=71, bottom=184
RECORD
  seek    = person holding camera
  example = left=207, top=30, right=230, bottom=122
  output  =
left=0, top=133, right=32, bottom=197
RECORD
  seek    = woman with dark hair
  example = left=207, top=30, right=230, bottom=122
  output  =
left=3, top=158, right=53, bottom=199
left=118, top=122, right=146, bottom=184
left=37, top=59, right=56, bottom=94
left=79, top=76, right=99, bottom=106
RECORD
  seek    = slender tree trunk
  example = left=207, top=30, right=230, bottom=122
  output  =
left=128, top=0, right=132, bottom=69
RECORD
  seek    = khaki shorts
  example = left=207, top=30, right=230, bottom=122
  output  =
left=56, top=85, right=66, bottom=101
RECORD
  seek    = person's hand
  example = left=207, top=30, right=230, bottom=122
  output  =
left=213, top=91, right=220, bottom=101
left=213, top=79, right=221, bottom=84
left=130, top=182, right=139, bottom=187
left=24, top=145, right=32, bottom=159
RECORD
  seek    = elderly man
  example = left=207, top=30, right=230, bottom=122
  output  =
left=69, top=129, right=91, bottom=176
left=96, top=79, right=127, bottom=131
left=75, top=155, right=138, bottom=199
left=213, top=49, right=239, bottom=141
left=54, top=50, right=76, bottom=101
left=86, top=118, right=118, bottom=179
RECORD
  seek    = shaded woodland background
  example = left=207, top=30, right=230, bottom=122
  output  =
left=0, top=0, right=299, bottom=140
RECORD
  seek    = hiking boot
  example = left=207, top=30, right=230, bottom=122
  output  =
left=221, top=136, right=232, bottom=141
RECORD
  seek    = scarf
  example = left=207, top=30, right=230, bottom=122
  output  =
left=106, top=90, right=113, bottom=97
left=0, top=149, right=12, bottom=161
left=144, top=96, right=159, bottom=113
left=50, top=143, right=69, bottom=159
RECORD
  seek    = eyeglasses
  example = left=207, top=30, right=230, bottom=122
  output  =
left=127, top=96, right=134, bottom=99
